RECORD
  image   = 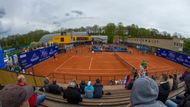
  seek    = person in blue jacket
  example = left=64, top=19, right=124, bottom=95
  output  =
left=85, top=81, right=94, bottom=99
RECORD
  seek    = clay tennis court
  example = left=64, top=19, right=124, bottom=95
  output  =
left=27, top=45, right=188, bottom=85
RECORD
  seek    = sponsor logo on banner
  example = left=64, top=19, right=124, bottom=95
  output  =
left=157, top=48, right=190, bottom=68
left=18, top=46, right=58, bottom=69
left=31, top=53, right=39, bottom=62
left=20, top=54, right=26, bottom=58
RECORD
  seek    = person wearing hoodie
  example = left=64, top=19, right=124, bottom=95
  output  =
left=130, top=77, right=167, bottom=107
left=93, top=79, right=104, bottom=98
left=157, top=74, right=170, bottom=103
left=63, top=81, right=82, bottom=104
left=165, top=73, right=190, bottom=107
left=85, top=81, right=94, bottom=99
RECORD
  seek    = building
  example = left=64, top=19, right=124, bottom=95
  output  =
left=126, top=37, right=184, bottom=52
left=92, top=35, right=108, bottom=44
left=40, top=32, right=92, bottom=45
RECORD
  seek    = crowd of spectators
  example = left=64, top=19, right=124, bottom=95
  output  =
left=0, top=70, right=189, bottom=107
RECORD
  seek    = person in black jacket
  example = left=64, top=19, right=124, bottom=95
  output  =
left=79, top=80, right=87, bottom=94
left=48, top=80, right=62, bottom=95
left=157, top=74, right=170, bottom=103
left=63, top=82, right=82, bottom=104
left=93, top=79, right=104, bottom=98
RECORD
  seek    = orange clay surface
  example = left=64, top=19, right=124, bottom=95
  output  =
left=27, top=45, right=188, bottom=85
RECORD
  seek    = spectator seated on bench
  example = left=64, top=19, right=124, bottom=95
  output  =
left=157, top=74, right=170, bottom=103
left=130, top=77, right=167, bottom=107
left=85, top=81, right=94, bottom=99
left=63, top=81, right=82, bottom=104
left=79, top=80, right=87, bottom=94
left=0, top=85, right=33, bottom=107
left=17, top=75, right=46, bottom=107
left=0, top=84, right=4, bottom=90
left=165, top=72, right=190, bottom=107
left=44, top=77, right=50, bottom=92
left=172, top=74, right=179, bottom=91
left=93, top=79, right=104, bottom=98
left=48, top=80, right=63, bottom=95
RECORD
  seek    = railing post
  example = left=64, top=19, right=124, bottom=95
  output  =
left=64, top=74, right=66, bottom=84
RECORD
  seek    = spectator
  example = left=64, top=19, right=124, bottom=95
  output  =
left=79, top=80, right=87, bottom=94
left=16, top=75, right=46, bottom=107
left=43, top=77, right=49, bottom=92
left=63, top=82, right=82, bottom=104
left=172, top=74, right=178, bottom=90
left=125, top=75, right=131, bottom=89
left=165, top=73, right=190, bottom=107
left=127, top=78, right=135, bottom=90
left=0, top=84, right=4, bottom=90
left=0, top=85, right=33, bottom=107
left=85, top=81, right=94, bottom=99
left=72, top=80, right=79, bottom=88
left=157, top=74, right=170, bottom=103
left=93, top=79, right=104, bottom=98
left=130, top=77, right=167, bottom=107
left=48, top=80, right=62, bottom=95
left=168, top=75, right=174, bottom=91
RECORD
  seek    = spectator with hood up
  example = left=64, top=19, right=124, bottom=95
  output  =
left=130, top=77, right=167, bottom=107
left=85, top=81, right=94, bottom=99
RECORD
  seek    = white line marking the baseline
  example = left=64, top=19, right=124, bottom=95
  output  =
left=58, top=68, right=127, bottom=71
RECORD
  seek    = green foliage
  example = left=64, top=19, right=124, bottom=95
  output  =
left=116, top=22, right=126, bottom=41
left=104, top=23, right=116, bottom=43
left=183, top=38, right=190, bottom=54
left=0, top=30, right=49, bottom=49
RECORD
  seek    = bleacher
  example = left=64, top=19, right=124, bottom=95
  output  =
left=0, top=70, right=186, bottom=107
left=37, top=82, right=185, bottom=107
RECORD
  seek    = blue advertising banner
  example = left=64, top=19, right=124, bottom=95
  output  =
left=156, top=48, right=190, bottom=68
left=0, top=48, right=5, bottom=68
left=18, top=46, right=58, bottom=69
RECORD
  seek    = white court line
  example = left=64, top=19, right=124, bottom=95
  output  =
left=54, top=55, right=74, bottom=72
left=89, top=57, right=93, bottom=70
left=58, top=68, right=127, bottom=71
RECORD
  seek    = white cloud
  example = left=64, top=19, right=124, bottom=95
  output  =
left=0, top=0, right=190, bottom=38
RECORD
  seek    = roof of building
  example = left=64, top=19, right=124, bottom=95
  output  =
left=39, top=33, right=60, bottom=43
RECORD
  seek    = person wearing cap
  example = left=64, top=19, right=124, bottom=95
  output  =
left=130, top=77, right=167, bottom=107
left=85, top=81, right=94, bottom=99
left=93, top=79, right=104, bottom=98
left=17, top=75, right=46, bottom=107
left=63, top=81, right=82, bottom=104
left=0, top=84, right=33, bottom=107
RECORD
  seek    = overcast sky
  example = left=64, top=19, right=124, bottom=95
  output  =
left=0, top=0, right=190, bottom=38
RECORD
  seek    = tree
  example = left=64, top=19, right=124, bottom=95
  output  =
left=183, top=38, right=190, bottom=54
left=104, top=23, right=116, bottom=43
left=117, top=22, right=126, bottom=41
